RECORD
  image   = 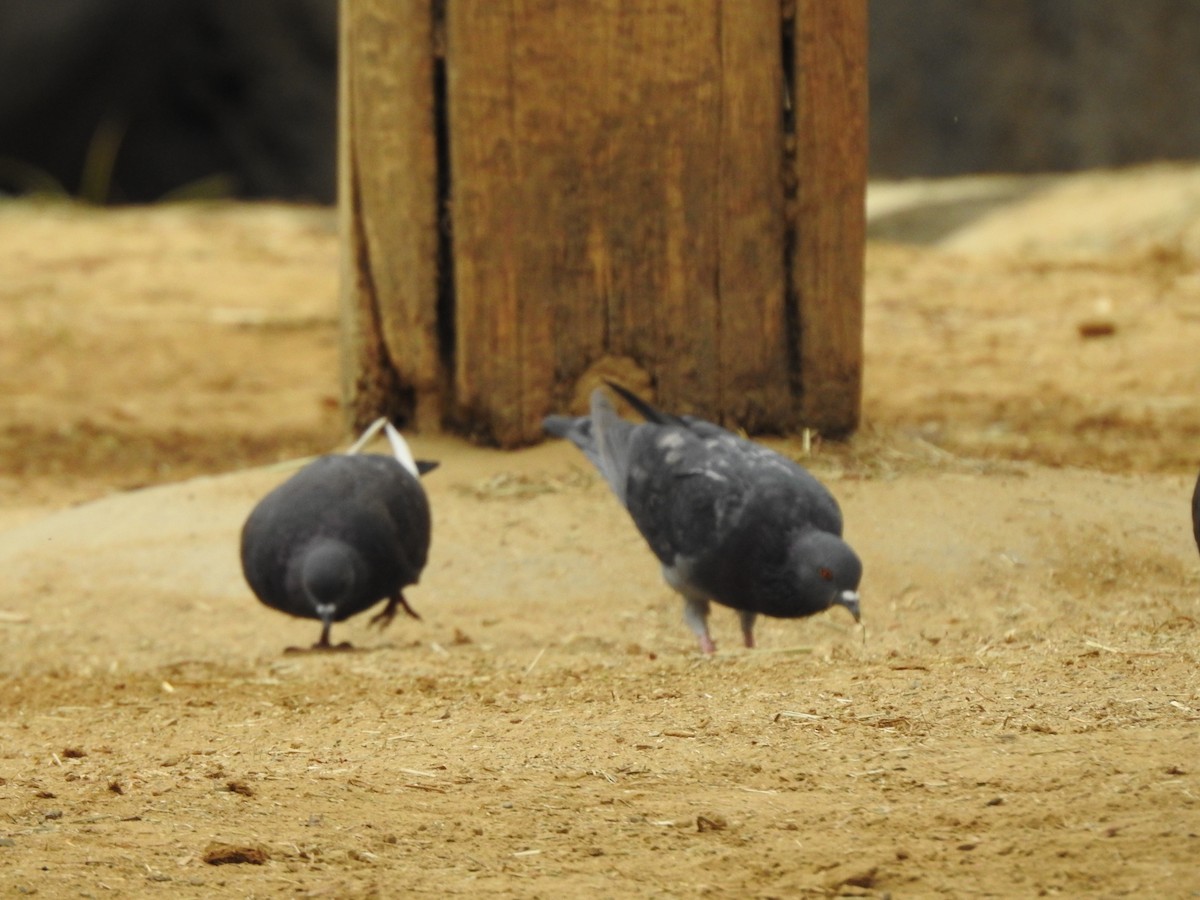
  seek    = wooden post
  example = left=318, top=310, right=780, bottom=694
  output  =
left=339, top=0, right=441, bottom=429
left=793, top=0, right=867, bottom=437
left=340, top=0, right=867, bottom=446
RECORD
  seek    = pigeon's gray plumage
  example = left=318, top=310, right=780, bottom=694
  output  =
left=240, top=422, right=435, bottom=650
left=1192, top=470, right=1200, bottom=557
left=545, top=383, right=862, bottom=654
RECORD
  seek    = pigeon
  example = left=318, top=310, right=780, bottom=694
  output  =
left=1192, top=470, right=1200, bottom=557
left=545, top=383, right=862, bottom=654
left=240, top=420, right=436, bottom=651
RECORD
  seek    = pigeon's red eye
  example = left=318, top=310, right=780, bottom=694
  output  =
left=818, top=567, right=833, bottom=581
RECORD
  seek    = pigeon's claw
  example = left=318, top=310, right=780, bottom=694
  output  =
left=370, top=592, right=422, bottom=631
left=369, top=598, right=397, bottom=630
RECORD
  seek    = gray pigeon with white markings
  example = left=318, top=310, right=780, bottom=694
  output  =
left=240, top=421, right=436, bottom=651
left=545, top=383, right=862, bottom=653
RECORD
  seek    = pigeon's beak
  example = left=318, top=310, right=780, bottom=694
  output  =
left=834, top=590, right=861, bottom=623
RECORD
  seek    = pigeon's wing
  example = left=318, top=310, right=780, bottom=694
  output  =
left=546, top=383, right=841, bottom=540
left=621, top=427, right=758, bottom=568
left=241, top=491, right=289, bottom=606
left=241, top=456, right=351, bottom=608
left=730, top=438, right=845, bottom=536
left=348, top=455, right=432, bottom=582
left=623, top=427, right=846, bottom=563
left=606, top=382, right=839, bottom=527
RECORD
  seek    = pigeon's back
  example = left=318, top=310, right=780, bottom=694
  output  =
left=621, top=423, right=843, bottom=571
left=240, top=454, right=431, bottom=620
left=334, top=455, right=431, bottom=599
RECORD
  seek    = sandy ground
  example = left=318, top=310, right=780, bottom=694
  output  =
left=2, top=165, right=1200, bottom=897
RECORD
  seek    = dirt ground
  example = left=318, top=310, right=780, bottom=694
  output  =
left=2, top=164, right=1200, bottom=897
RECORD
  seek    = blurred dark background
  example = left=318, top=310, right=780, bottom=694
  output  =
left=1, top=0, right=1198, bottom=203
left=0, top=0, right=336, bottom=202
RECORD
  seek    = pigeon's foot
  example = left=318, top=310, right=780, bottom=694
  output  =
left=370, top=592, right=422, bottom=631
left=285, top=640, right=355, bottom=654
left=697, top=634, right=717, bottom=655
left=292, top=620, right=355, bottom=652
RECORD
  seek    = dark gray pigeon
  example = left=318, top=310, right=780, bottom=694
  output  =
left=545, top=383, right=862, bottom=654
left=240, top=421, right=435, bottom=651
left=1192, top=470, right=1200, bottom=557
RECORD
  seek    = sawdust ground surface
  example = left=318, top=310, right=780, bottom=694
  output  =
left=2, top=168, right=1200, bottom=897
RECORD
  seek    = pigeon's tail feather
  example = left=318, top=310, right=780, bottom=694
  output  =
left=604, top=380, right=685, bottom=427
left=543, top=414, right=582, bottom=442
left=346, top=417, right=389, bottom=455
left=591, top=389, right=640, bottom=505
left=344, top=418, right=424, bottom=479
left=383, top=422, right=420, bottom=478
left=545, top=392, right=640, bottom=503
left=544, top=414, right=607, bottom=474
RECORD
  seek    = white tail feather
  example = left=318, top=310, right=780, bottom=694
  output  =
left=346, top=417, right=388, bottom=455
left=383, top=422, right=420, bottom=477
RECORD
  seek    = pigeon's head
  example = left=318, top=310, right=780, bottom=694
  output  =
left=297, top=539, right=361, bottom=625
left=788, top=530, right=862, bottom=622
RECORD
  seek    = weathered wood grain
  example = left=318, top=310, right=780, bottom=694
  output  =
left=792, top=0, right=868, bottom=436
left=339, top=0, right=440, bottom=429
left=340, top=0, right=867, bottom=445
left=717, top=1, right=791, bottom=431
